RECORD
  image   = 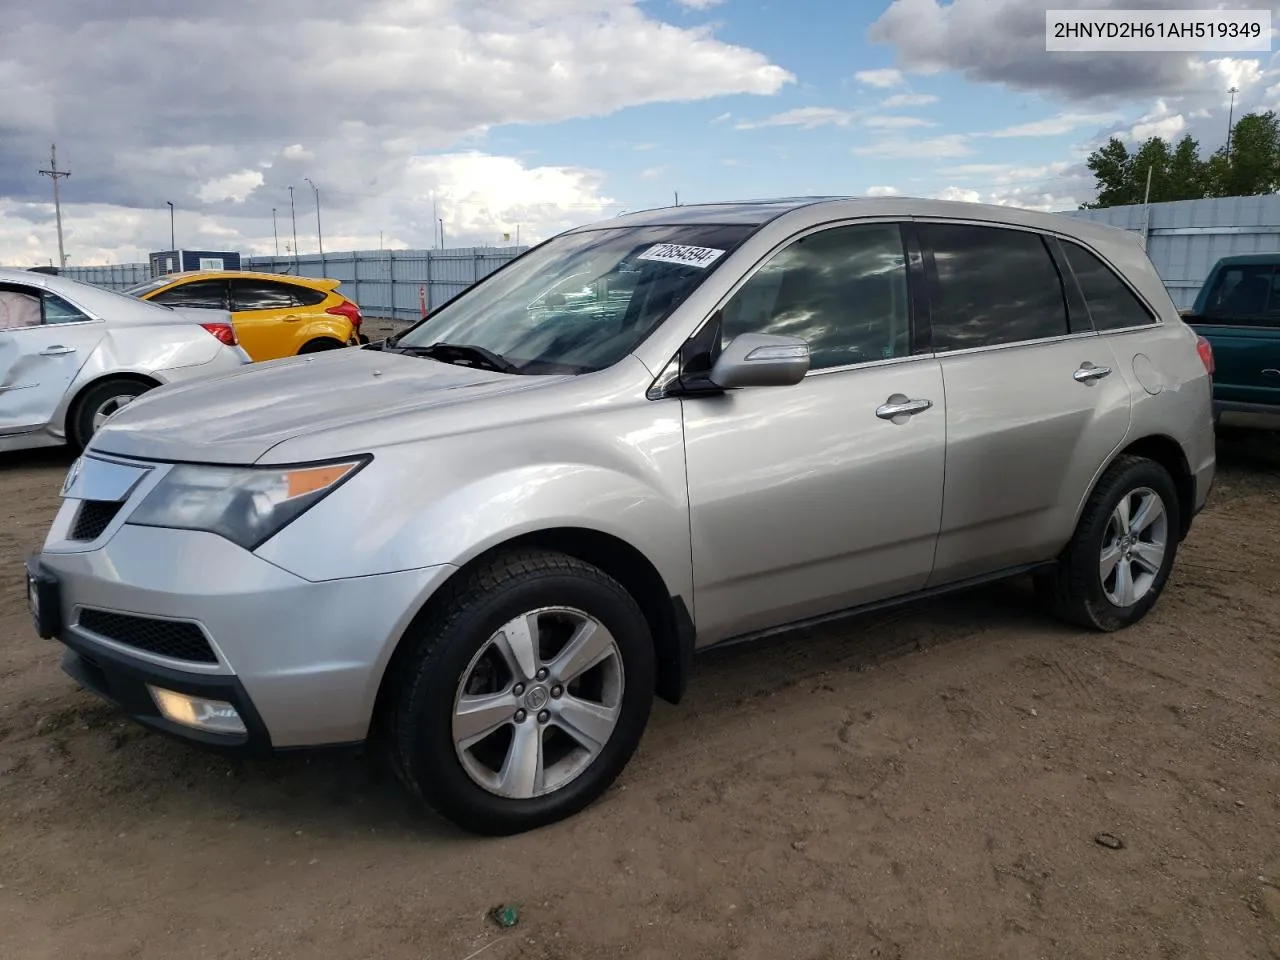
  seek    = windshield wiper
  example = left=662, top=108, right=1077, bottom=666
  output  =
left=394, top=341, right=521, bottom=374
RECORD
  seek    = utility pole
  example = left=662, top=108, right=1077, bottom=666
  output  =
left=1227, top=86, right=1240, bottom=160
left=304, top=177, right=323, bottom=262
left=674, top=190, right=679, bottom=206
left=166, top=201, right=175, bottom=251
left=272, top=207, right=280, bottom=257
left=1139, top=163, right=1154, bottom=250
left=432, top=193, right=439, bottom=248
left=38, top=143, right=70, bottom=268
left=288, top=185, right=299, bottom=272
left=439, top=218, right=446, bottom=249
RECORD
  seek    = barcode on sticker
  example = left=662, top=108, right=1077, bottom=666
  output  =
left=637, top=243, right=726, bottom=269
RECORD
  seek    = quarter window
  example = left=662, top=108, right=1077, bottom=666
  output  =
left=152, top=280, right=228, bottom=310
left=1061, top=240, right=1156, bottom=331
left=231, top=279, right=322, bottom=310
left=920, top=223, right=1069, bottom=351
left=718, top=222, right=911, bottom=370
left=42, top=293, right=91, bottom=324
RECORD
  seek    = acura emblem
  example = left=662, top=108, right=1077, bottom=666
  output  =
left=62, top=457, right=82, bottom=495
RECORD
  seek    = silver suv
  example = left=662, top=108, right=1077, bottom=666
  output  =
left=26, top=198, right=1216, bottom=835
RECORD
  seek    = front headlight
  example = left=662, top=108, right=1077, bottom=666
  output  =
left=127, top=457, right=368, bottom=550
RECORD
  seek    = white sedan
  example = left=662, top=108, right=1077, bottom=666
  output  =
left=0, top=268, right=252, bottom=454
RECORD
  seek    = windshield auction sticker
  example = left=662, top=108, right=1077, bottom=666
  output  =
left=1046, top=8, right=1271, bottom=51
left=638, top=244, right=727, bottom=269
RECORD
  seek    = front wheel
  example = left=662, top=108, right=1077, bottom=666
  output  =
left=68, top=378, right=154, bottom=452
left=1038, top=455, right=1180, bottom=631
left=390, top=550, right=656, bottom=835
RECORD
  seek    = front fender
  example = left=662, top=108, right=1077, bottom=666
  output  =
left=253, top=414, right=693, bottom=606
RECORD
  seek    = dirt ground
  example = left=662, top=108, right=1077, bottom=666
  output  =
left=2, top=422, right=1278, bottom=960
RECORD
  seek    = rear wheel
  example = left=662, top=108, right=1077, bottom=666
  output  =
left=68, top=378, right=155, bottom=452
left=390, top=549, right=655, bottom=836
left=298, top=337, right=345, bottom=354
left=1038, top=455, right=1180, bottom=631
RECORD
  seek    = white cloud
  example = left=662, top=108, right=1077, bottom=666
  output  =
left=639, top=166, right=666, bottom=180
left=852, top=134, right=973, bottom=158
left=712, top=111, right=733, bottom=123
left=4, top=152, right=621, bottom=266
left=882, top=93, right=938, bottom=108
left=866, top=185, right=899, bottom=196
left=672, top=0, right=725, bottom=7
left=985, top=111, right=1123, bottom=138
left=855, top=68, right=905, bottom=88
left=864, top=115, right=934, bottom=129
left=196, top=170, right=265, bottom=204
left=0, top=0, right=794, bottom=262
left=931, top=186, right=983, bottom=203
left=736, top=107, right=858, bottom=130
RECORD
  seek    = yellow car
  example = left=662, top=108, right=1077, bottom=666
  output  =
left=124, top=270, right=368, bottom=361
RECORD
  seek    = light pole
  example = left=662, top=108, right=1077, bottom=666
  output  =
left=166, top=201, right=175, bottom=251
left=303, top=177, right=323, bottom=261
left=272, top=207, right=280, bottom=257
left=1227, top=86, right=1240, bottom=158
left=288, top=185, right=299, bottom=272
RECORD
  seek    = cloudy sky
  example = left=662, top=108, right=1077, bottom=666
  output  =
left=2, top=0, right=1278, bottom=266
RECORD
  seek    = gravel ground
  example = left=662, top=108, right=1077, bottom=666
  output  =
left=1, top=401, right=1278, bottom=960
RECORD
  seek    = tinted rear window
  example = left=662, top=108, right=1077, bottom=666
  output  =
left=920, top=222, right=1069, bottom=352
left=1061, top=241, right=1156, bottom=331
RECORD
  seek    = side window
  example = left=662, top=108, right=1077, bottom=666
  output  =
left=290, top=285, right=328, bottom=307
left=920, top=223, right=1069, bottom=351
left=152, top=280, right=227, bottom=310
left=0, top=288, right=44, bottom=330
left=42, top=293, right=92, bottom=324
left=719, top=222, right=911, bottom=371
left=1061, top=241, right=1156, bottom=331
left=231, top=280, right=302, bottom=311
left=1202, top=263, right=1274, bottom=321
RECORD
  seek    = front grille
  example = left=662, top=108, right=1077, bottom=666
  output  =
left=77, top=608, right=218, bottom=664
left=69, top=500, right=123, bottom=541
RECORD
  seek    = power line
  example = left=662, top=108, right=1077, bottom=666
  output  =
left=38, top=143, right=70, bottom=267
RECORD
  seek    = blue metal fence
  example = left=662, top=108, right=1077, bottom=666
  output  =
left=1062, top=195, right=1280, bottom=310
left=49, top=246, right=529, bottom=321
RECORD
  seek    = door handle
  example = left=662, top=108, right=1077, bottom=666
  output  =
left=1263, top=368, right=1280, bottom=377
left=39, top=345, right=76, bottom=356
left=1073, top=363, right=1112, bottom=383
left=283, top=314, right=301, bottom=322
left=875, top=396, right=933, bottom=420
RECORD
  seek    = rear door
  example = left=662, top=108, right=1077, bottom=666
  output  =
left=228, top=278, right=325, bottom=360
left=0, top=285, right=103, bottom=436
left=680, top=220, right=947, bottom=644
left=916, top=220, right=1133, bottom=587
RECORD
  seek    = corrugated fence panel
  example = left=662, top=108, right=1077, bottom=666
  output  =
left=1063, top=195, right=1280, bottom=310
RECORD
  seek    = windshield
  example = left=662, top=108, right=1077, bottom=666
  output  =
left=122, top=276, right=178, bottom=297
left=395, top=223, right=756, bottom=374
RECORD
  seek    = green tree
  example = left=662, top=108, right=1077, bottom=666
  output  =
left=1205, top=110, right=1280, bottom=198
left=1082, top=111, right=1280, bottom=208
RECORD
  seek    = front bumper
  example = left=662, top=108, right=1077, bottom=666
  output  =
left=30, top=519, right=452, bottom=754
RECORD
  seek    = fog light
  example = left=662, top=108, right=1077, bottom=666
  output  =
left=147, top=685, right=247, bottom=735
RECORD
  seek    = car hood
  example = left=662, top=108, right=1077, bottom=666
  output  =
left=89, top=347, right=576, bottom=464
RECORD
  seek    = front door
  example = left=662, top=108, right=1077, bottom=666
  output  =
left=0, top=285, right=102, bottom=436
left=679, top=221, right=947, bottom=645
left=915, top=220, right=1133, bottom=587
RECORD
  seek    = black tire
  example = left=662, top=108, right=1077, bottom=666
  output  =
left=1037, top=455, right=1180, bottom=631
left=390, top=549, right=655, bottom=836
left=298, top=337, right=345, bottom=354
left=68, top=378, right=155, bottom=453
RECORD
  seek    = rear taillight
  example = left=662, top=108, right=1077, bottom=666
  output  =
left=1195, top=334, right=1214, bottom=376
left=201, top=321, right=238, bottom=346
left=326, top=300, right=362, bottom=328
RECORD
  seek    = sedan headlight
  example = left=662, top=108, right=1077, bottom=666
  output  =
left=127, top=457, right=369, bottom=550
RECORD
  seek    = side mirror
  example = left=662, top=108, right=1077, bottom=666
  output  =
left=709, top=333, right=810, bottom=389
